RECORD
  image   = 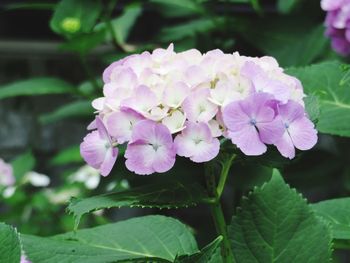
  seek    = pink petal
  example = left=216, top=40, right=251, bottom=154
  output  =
left=182, top=88, right=218, bottom=122
left=80, top=131, right=107, bottom=169
left=289, top=117, right=318, bottom=150
left=125, top=143, right=155, bottom=175
left=227, top=125, right=267, bottom=156
left=107, top=109, right=143, bottom=143
left=174, top=122, right=220, bottom=162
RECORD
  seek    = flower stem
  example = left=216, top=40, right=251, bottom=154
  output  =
left=205, top=154, right=236, bottom=263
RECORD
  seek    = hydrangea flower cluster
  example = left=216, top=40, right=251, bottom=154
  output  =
left=321, top=0, right=350, bottom=55
left=80, top=44, right=317, bottom=176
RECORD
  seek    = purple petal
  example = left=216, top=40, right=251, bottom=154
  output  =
left=80, top=131, right=107, bottom=169
left=257, top=116, right=285, bottom=144
left=278, top=100, right=305, bottom=123
left=222, top=101, right=250, bottom=132
left=289, top=117, right=318, bottom=150
left=100, top=147, right=118, bottom=177
left=227, top=125, right=267, bottom=156
left=275, top=131, right=296, bottom=159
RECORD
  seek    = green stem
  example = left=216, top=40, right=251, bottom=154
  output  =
left=217, top=154, right=236, bottom=198
left=205, top=155, right=236, bottom=263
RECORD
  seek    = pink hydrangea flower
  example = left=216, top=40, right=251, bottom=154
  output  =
left=0, top=158, right=14, bottom=187
left=20, top=255, right=31, bottom=263
left=274, top=101, right=318, bottom=159
left=125, top=120, right=176, bottom=175
left=321, top=0, right=350, bottom=55
left=222, top=93, right=284, bottom=156
left=80, top=117, right=118, bottom=176
left=174, top=122, right=220, bottom=162
left=80, top=44, right=317, bottom=175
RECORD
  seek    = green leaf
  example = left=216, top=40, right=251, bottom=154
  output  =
left=149, top=0, right=205, bottom=18
left=22, top=215, right=198, bottom=263
left=312, top=198, right=350, bottom=240
left=50, top=145, right=83, bottom=166
left=229, top=170, right=332, bottom=263
left=304, top=94, right=320, bottom=122
left=0, top=223, right=21, bottom=263
left=287, top=61, right=350, bottom=137
left=109, top=4, right=142, bottom=45
left=237, top=19, right=327, bottom=67
left=68, top=181, right=208, bottom=229
left=159, top=18, right=221, bottom=42
left=175, top=236, right=222, bottom=263
left=39, top=100, right=92, bottom=125
left=50, top=0, right=103, bottom=36
left=11, top=151, right=36, bottom=181
left=277, top=0, right=302, bottom=13
left=0, top=78, right=75, bottom=99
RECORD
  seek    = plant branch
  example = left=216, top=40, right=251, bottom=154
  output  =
left=205, top=156, right=236, bottom=263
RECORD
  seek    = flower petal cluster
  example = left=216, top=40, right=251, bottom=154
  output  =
left=0, top=158, right=14, bottom=187
left=81, top=44, right=317, bottom=175
left=321, top=0, right=350, bottom=55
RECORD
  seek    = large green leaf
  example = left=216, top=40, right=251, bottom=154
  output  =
left=0, top=223, right=21, bottom=263
left=237, top=18, right=327, bottom=67
left=11, top=151, right=36, bottom=181
left=68, top=181, right=208, bottom=229
left=287, top=61, right=350, bottom=137
left=229, top=170, right=332, bottom=263
left=39, top=100, right=92, bottom=124
left=175, top=236, right=222, bottom=263
left=22, top=215, right=198, bottom=263
left=50, top=0, right=103, bottom=36
left=312, top=198, right=350, bottom=240
left=0, top=78, right=75, bottom=99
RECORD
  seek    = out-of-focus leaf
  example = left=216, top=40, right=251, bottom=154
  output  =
left=0, top=78, right=75, bottom=99
left=159, top=18, right=222, bottom=42
left=39, top=100, right=92, bottom=125
left=67, top=181, right=208, bottom=229
left=50, top=0, right=103, bottom=36
left=312, top=198, right=350, bottom=240
left=4, top=2, right=55, bottom=10
left=11, top=151, right=36, bottom=180
left=287, top=61, right=350, bottom=137
left=175, top=236, right=222, bottom=263
left=237, top=19, right=327, bottom=67
left=0, top=223, right=21, bottom=263
left=22, top=215, right=198, bottom=263
left=50, top=145, right=82, bottom=166
left=277, top=0, right=302, bottom=13
left=60, top=30, right=106, bottom=54
left=149, top=0, right=205, bottom=17
left=229, top=170, right=332, bottom=263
